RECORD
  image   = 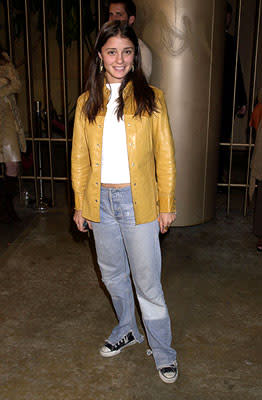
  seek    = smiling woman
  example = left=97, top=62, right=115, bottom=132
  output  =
left=71, top=21, right=178, bottom=384
left=99, top=36, right=135, bottom=83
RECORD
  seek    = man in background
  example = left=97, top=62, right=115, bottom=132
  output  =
left=108, top=0, right=152, bottom=82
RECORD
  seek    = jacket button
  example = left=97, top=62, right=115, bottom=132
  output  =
left=96, top=163, right=99, bottom=166
left=95, top=200, right=98, bottom=202
left=134, top=183, right=136, bottom=186
left=127, top=123, right=131, bottom=127
left=132, top=163, right=135, bottom=167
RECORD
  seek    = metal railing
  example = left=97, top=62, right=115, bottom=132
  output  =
left=217, top=0, right=262, bottom=216
left=2, top=0, right=103, bottom=210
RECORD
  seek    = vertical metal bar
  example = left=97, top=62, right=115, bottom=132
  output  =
left=244, top=0, right=262, bottom=215
left=61, top=0, right=71, bottom=204
left=202, top=0, right=215, bottom=222
left=35, top=101, right=48, bottom=212
left=97, top=0, right=101, bottom=31
left=35, top=101, right=42, bottom=195
left=6, top=0, right=14, bottom=61
left=42, top=0, right=55, bottom=206
left=79, top=0, right=84, bottom=93
left=24, top=0, right=39, bottom=206
left=227, top=0, right=242, bottom=215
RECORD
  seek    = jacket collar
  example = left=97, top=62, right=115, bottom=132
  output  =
left=103, top=79, right=133, bottom=101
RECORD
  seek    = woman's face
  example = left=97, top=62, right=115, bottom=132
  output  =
left=99, top=35, right=135, bottom=83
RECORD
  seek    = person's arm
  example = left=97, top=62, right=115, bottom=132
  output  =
left=138, top=39, right=152, bottom=82
left=71, top=94, right=91, bottom=231
left=152, top=90, right=176, bottom=232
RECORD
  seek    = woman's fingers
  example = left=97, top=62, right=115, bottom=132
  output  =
left=159, top=212, right=176, bottom=234
left=159, top=217, right=168, bottom=234
left=73, top=210, right=86, bottom=232
left=87, top=220, right=93, bottom=230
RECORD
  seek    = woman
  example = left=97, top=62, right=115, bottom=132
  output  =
left=72, top=21, right=178, bottom=383
left=0, top=47, right=26, bottom=222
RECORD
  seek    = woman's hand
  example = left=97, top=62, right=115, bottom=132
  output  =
left=158, top=212, right=176, bottom=234
left=73, top=210, right=93, bottom=232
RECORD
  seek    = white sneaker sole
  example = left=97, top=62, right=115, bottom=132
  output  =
left=100, top=340, right=137, bottom=358
left=158, top=369, right=178, bottom=384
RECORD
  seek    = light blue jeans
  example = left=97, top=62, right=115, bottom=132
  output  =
left=92, top=186, right=176, bottom=369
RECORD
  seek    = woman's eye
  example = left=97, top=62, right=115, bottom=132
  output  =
left=125, top=50, right=133, bottom=55
left=108, top=51, right=116, bottom=55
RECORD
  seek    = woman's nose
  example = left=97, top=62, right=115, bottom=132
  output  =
left=116, top=52, right=124, bottom=64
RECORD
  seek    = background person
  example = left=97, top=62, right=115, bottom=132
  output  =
left=108, top=0, right=152, bottom=82
left=72, top=21, right=178, bottom=383
left=0, top=47, right=26, bottom=223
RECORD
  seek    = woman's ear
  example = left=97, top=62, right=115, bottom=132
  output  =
left=128, top=16, right=135, bottom=25
left=98, top=52, right=102, bottom=60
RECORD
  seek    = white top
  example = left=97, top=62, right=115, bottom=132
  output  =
left=101, top=83, right=130, bottom=184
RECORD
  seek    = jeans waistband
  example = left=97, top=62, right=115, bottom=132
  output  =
left=101, top=185, right=131, bottom=193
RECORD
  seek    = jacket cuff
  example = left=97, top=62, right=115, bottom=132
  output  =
left=159, top=195, right=176, bottom=213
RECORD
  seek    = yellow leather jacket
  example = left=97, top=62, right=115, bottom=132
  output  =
left=71, top=82, right=176, bottom=224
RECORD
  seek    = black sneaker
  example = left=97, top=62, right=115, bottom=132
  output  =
left=158, top=361, right=178, bottom=383
left=100, top=332, right=136, bottom=357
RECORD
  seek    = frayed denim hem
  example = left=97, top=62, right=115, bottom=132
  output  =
left=107, top=330, right=144, bottom=346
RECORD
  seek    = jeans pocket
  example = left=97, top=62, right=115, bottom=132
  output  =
left=121, top=202, right=135, bottom=220
left=118, top=189, right=135, bottom=223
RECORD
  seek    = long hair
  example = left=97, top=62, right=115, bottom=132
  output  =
left=83, top=21, right=157, bottom=122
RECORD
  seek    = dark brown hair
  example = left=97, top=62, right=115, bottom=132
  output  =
left=108, top=0, right=136, bottom=19
left=83, top=20, right=157, bottom=123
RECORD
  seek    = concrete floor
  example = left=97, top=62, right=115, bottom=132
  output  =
left=0, top=209, right=261, bottom=400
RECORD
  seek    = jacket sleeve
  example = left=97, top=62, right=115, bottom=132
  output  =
left=152, top=90, right=176, bottom=213
left=71, top=95, right=90, bottom=211
left=0, top=63, right=21, bottom=97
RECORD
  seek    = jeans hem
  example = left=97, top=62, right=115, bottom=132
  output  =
left=157, top=359, right=177, bottom=370
left=107, top=330, right=144, bottom=345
